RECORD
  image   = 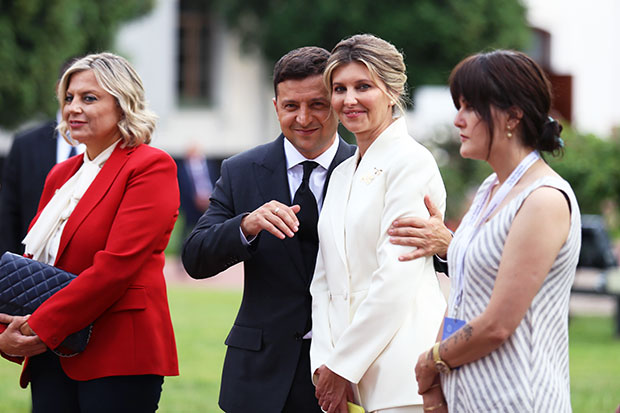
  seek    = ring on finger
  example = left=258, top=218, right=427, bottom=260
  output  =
left=273, top=207, right=280, bottom=215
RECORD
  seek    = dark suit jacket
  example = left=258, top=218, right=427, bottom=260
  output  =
left=0, top=121, right=57, bottom=255
left=182, top=135, right=355, bottom=413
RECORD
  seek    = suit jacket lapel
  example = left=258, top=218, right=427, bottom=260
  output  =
left=55, top=144, right=133, bottom=263
left=322, top=137, right=355, bottom=200
left=328, top=153, right=357, bottom=273
left=254, top=135, right=291, bottom=205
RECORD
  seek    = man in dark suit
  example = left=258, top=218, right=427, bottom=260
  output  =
left=176, top=145, right=220, bottom=239
left=0, top=58, right=81, bottom=255
left=0, top=121, right=58, bottom=255
left=0, top=118, right=84, bottom=255
left=182, top=47, right=353, bottom=412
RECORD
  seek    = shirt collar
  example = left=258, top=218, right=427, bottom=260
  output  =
left=283, top=135, right=340, bottom=171
left=83, top=139, right=121, bottom=168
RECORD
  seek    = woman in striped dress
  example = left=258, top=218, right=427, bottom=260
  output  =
left=414, top=50, right=581, bottom=412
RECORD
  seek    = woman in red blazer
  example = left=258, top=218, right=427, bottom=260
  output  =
left=0, top=52, right=179, bottom=412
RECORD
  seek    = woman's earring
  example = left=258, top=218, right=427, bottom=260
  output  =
left=507, top=126, right=513, bottom=139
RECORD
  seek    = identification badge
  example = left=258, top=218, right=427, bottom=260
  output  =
left=442, top=317, right=466, bottom=371
left=442, top=317, right=466, bottom=340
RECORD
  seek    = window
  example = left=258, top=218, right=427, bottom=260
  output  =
left=527, top=27, right=572, bottom=121
left=528, top=27, right=551, bottom=71
left=178, top=0, right=213, bottom=105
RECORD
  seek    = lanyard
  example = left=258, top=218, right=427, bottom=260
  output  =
left=451, top=150, right=541, bottom=315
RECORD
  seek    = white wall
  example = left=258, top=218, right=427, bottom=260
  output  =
left=115, top=0, right=280, bottom=157
left=115, top=0, right=177, bottom=126
left=408, top=1, right=620, bottom=140
left=407, top=86, right=456, bottom=142
left=161, top=31, right=279, bottom=157
left=524, top=0, right=620, bottom=136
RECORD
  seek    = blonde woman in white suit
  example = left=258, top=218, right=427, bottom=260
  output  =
left=310, top=34, right=447, bottom=413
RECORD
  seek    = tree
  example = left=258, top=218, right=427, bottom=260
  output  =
left=548, top=128, right=620, bottom=218
left=424, top=124, right=491, bottom=224
left=215, top=0, right=530, bottom=88
left=0, top=0, right=154, bottom=128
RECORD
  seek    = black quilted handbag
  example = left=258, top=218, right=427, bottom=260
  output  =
left=0, top=252, right=92, bottom=357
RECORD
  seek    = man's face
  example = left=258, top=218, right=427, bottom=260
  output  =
left=273, top=75, right=338, bottom=159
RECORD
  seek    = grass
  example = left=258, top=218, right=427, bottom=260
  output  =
left=569, top=316, right=620, bottom=412
left=0, top=288, right=618, bottom=412
left=158, top=286, right=241, bottom=413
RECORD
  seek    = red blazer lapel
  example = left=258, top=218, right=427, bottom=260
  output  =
left=55, top=144, right=134, bottom=263
left=27, top=157, right=83, bottom=237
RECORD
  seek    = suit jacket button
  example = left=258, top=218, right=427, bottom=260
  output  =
left=294, top=332, right=303, bottom=341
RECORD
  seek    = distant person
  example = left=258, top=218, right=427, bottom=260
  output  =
left=414, top=50, right=581, bottom=413
left=310, top=34, right=446, bottom=413
left=0, top=52, right=179, bottom=412
left=0, top=58, right=84, bottom=255
left=176, top=144, right=219, bottom=238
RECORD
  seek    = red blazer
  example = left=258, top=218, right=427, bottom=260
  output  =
left=14, top=143, right=179, bottom=387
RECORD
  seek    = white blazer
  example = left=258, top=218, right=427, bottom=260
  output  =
left=310, top=117, right=447, bottom=411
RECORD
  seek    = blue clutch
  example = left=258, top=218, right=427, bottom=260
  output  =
left=0, top=252, right=91, bottom=357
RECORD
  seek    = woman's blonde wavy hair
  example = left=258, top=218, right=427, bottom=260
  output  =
left=324, top=34, right=408, bottom=116
left=56, top=52, right=157, bottom=147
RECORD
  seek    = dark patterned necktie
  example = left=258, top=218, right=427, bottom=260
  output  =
left=293, top=161, right=319, bottom=278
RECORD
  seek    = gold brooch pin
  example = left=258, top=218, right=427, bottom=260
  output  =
left=361, top=167, right=383, bottom=184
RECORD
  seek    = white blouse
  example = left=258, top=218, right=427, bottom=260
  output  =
left=23, top=141, right=120, bottom=265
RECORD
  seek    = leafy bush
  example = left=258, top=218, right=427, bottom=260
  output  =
left=0, top=0, right=154, bottom=128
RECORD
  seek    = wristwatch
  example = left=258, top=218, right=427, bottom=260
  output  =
left=432, top=342, right=451, bottom=374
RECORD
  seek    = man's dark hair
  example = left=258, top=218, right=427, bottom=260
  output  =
left=58, top=56, right=80, bottom=82
left=273, top=46, right=330, bottom=97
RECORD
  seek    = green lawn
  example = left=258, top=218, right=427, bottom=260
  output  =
left=1, top=287, right=618, bottom=412
left=159, top=286, right=241, bottom=412
left=569, top=316, right=620, bottom=412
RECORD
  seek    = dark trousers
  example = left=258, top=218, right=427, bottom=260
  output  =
left=282, top=339, right=322, bottom=413
left=29, top=351, right=164, bottom=413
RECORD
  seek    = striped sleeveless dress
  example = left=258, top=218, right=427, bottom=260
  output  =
left=442, top=174, right=581, bottom=413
